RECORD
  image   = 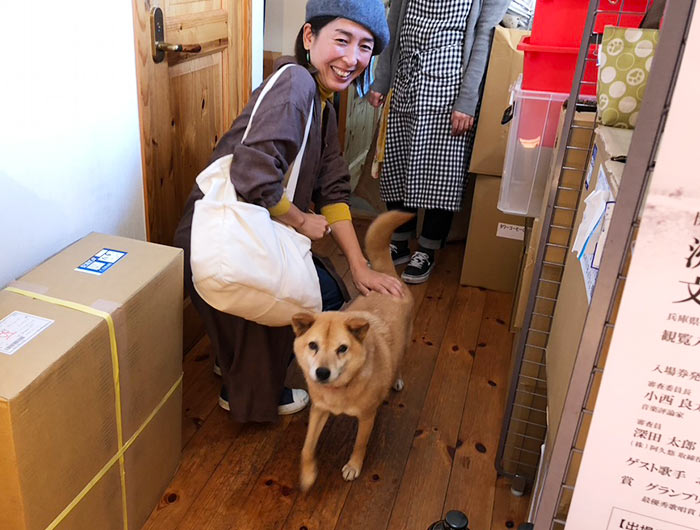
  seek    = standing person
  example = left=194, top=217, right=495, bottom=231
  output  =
left=174, top=0, right=401, bottom=424
left=368, top=0, right=511, bottom=284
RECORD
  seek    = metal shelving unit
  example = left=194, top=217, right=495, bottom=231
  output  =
left=532, top=1, right=695, bottom=527
left=494, top=0, right=688, bottom=507
left=495, top=1, right=603, bottom=487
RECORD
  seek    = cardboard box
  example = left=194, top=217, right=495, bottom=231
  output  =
left=460, top=175, right=525, bottom=292
left=469, top=26, right=530, bottom=177
left=595, top=125, right=633, bottom=163
left=0, top=234, right=183, bottom=530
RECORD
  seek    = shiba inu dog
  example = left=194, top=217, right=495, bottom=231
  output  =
left=291, top=210, right=415, bottom=491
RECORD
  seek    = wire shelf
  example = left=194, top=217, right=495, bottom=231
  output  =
left=505, top=1, right=696, bottom=528
left=495, top=4, right=694, bottom=527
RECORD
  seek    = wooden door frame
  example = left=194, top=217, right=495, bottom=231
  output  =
left=130, top=0, right=252, bottom=353
left=130, top=0, right=252, bottom=244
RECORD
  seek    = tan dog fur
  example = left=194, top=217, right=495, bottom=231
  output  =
left=291, top=210, right=415, bottom=491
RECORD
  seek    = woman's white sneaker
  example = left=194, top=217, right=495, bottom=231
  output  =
left=278, top=388, right=310, bottom=415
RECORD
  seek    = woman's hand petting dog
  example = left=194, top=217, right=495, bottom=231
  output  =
left=351, top=263, right=404, bottom=297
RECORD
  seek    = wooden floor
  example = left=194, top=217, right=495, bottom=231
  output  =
left=143, top=219, right=530, bottom=530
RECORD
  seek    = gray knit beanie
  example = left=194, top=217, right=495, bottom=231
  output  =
left=305, top=0, right=390, bottom=55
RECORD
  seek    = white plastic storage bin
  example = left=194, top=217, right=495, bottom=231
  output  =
left=498, top=77, right=568, bottom=217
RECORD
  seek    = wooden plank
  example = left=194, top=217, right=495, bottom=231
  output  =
left=142, top=408, right=241, bottom=530
left=222, top=414, right=310, bottom=528
left=334, top=244, right=464, bottom=530
left=176, top=417, right=294, bottom=530
left=225, top=0, right=252, bottom=125
left=443, top=291, right=515, bottom=529
left=386, top=286, right=487, bottom=529
left=490, top=477, right=531, bottom=530
left=180, top=335, right=220, bottom=447
left=280, top=415, right=356, bottom=530
left=141, top=237, right=533, bottom=530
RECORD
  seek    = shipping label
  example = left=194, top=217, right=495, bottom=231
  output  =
left=0, top=311, right=54, bottom=355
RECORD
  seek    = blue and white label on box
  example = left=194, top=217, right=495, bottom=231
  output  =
left=75, top=248, right=127, bottom=276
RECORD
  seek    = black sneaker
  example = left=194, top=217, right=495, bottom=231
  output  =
left=213, top=358, right=222, bottom=377
left=401, top=251, right=435, bottom=284
left=390, top=243, right=411, bottom=265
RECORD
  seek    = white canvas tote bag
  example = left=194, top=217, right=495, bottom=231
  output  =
left=190, top=64, right=322, bottom=326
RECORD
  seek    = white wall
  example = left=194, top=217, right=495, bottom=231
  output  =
left=0, top=2, right=146, bottom=288
left=264, top=0, right=306, bottom=55
left=252, top=0, right=265, bottom=88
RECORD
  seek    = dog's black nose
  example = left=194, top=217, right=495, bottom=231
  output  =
left=315, top=367, right=331, bottom=381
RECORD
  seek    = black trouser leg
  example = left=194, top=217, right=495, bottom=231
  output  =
left=385, top=201, right=417, bottom=242
left=418, top=208, right=454, bottom=250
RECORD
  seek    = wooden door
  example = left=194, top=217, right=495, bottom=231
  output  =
left=132, top=0, right=251, bottom=246
left=131, top=0, right=251, bottom=351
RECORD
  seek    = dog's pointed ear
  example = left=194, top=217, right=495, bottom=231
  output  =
left=346, top=317, right=370, bottom=343
left=291, top=312, right=316, bottom=337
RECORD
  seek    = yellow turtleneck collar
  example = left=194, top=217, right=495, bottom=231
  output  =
left=315, top=76, right=334, bottom=111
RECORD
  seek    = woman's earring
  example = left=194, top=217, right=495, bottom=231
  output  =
left=306, top=50, right=310, bottom=63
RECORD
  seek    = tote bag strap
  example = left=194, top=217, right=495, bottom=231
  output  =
left=241, top=63, right=315, bottom=202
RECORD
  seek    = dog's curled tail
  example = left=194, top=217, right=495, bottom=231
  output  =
left=364, top=210, right=416, bottom=276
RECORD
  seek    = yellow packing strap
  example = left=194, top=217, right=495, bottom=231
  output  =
left=5, top=286, right=182, bottom=530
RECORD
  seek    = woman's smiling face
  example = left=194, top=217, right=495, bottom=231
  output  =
left=303, top=18, right=374, bottom=92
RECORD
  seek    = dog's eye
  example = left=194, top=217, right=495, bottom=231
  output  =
left=308, top=341, right=318, bottom=351
left=336, top=344, right=348, bottom=355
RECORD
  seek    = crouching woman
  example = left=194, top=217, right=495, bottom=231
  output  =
left=174, top=0, right=400, bottom=423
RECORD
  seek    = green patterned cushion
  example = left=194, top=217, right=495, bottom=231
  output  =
left=597, top=26, right=659, bottom=129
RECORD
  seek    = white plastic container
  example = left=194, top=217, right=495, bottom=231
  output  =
left=498, top=77, right=569, bottom=217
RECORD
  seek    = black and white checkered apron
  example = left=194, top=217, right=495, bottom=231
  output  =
left=380, top=0, right=472, bottom=212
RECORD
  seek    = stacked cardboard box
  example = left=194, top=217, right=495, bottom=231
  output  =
left=460, top=26, right=530, bottom=292
left=470, top=26, right=530, bottom=177
left=460, top=175, right=525, bottom=292
left=0, top=233, right=183, bottom=530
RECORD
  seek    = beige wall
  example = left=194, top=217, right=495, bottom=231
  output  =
left=264, top=0, right=306, bottom=55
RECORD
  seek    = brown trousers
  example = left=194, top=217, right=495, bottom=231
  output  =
left=174, top=193, right=348, bottom=423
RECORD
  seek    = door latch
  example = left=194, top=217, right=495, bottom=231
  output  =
left=150, top=6, right=202, bottom=63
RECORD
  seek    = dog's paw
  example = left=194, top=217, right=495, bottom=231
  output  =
left=392, top=377, right=404, bottom=392
left=300, top=460, right=318, bottom=492
left=342, top=462, right=362, bottom=481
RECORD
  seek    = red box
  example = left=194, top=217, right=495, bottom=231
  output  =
left=529, top=0, right=588, bottom=47
left=518, top=37, right=598, bottom=96
left=595, top=0, right=649, bottom=32
left=530, top=0, right=650, bottom=47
